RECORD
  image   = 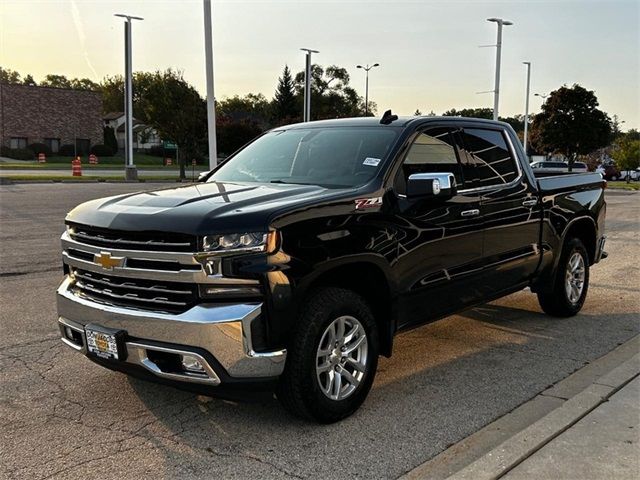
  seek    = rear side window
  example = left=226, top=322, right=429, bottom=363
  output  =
left=457, top=128, right=519, bottom=188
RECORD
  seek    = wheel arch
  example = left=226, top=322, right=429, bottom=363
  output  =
left=304, top=260, right=396, bottom=357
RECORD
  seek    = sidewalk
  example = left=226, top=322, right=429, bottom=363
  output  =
left=503, top=377, right=639, bottom=479
left=403, top=336, right=640, bottom=480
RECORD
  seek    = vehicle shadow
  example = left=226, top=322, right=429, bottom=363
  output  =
left=113, top=298, right=640, bottom=478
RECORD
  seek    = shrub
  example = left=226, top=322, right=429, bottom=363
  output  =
left=146, top=145, right=167, bottom=157
left=90, top=144, right=115, bottom=157
left=0, top=146, right=35, bottom=160
left=103, top=126, right=118, bottom=153
left=27, top=142, right=52, bottom=156
left=58, top=144, right=76, bottom=156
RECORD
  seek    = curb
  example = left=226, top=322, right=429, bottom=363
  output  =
left=401, top=335, right=640, bottom=480
left=445, top=353, right=639, bottom=480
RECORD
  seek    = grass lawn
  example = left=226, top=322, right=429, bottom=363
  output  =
left=0, top=153, right=205, bottom=169
left=0, top=174, right=188, bottom=183
left=607, top=181, right=640, bottom=191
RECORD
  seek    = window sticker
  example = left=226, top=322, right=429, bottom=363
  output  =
left=363, top=157, right=381, bottom=167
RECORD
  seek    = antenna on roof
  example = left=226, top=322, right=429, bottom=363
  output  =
left=380, top=109, right=398, bottom=125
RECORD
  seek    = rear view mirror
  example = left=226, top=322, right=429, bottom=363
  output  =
left=406, top=173, right=457, bottom=199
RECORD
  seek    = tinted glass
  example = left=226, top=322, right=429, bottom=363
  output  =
left=458, top=128, right=519, bottom=188
left=395, top=127, right=462, bottom=195
left=210, top=127, right=398, bottom=188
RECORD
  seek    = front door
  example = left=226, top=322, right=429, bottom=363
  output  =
left=390, top=126, right=484, bottom=329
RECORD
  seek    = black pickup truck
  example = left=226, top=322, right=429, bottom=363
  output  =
left=57, top=113, right=607, bottom=423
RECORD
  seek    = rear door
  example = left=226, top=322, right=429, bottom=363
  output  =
left=456, top=126, right=542, bottom=295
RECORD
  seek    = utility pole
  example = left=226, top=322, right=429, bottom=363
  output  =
left=356, top=63, right=380, bottom=116
left=115, top=14, right=143, bottom=181
left=203, top=0, right=217, bottom=169
left=300, top=48, right=319, bottom=122
left=523, top=61, right=531, bottom=158
left=487, top=18, right=513, bottom=121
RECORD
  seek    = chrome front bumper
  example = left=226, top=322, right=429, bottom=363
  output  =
left=56, top=276, right=286, bottom=385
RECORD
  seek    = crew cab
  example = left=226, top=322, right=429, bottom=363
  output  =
left=57, top=113, right=607, bottom=423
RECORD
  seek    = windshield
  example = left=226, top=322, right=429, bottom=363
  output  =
left=209, top=127, right=399, bottom=188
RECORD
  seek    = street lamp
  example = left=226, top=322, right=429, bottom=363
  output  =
left=114, top=13, right=143, bottom=181
left=523, top=62, right=531, bottom=157
left=356, top=63, right=380, bottom=117
left=203, top=0, right=217, bottom=169
left=534, top=92, right=548, bottom=102
left=300, top=48, right=319, bottom=122
left=487, top=17, right=513, bottom=120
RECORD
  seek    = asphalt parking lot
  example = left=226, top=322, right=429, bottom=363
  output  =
left=1, top=183, right=639, bottom=479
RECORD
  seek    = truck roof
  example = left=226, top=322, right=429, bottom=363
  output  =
left=279, top=116, right=510, bottom=130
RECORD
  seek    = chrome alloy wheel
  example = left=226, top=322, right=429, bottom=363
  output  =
left=316, top=315, right=368, bottom=401
left=565, top=252, right=586, bottom=304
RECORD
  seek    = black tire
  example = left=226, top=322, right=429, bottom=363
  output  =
left=537, top=237, right=590, bottom=317
left=276, top=287, right=379, bottom=423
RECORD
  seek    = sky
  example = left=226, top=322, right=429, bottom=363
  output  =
left=1, top=0, right=638, bottom=128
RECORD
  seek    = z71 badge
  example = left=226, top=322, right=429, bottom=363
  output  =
left=355, top=197, right=383, bottom=210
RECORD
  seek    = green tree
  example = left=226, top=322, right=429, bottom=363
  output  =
left=612, top=133, right=640, bottom=183
left=293, top=64, right=366, bottom=119
left=272, top=65, right=298, bottom=124
left=100, top=75, right=125, bottom=113
left=414, top=109, right=422, bottom=116
left=443, top=107, right=493, bottom=119
left=0, top=67, right=22, bottom=84
left=103, top=126, right=118, bottom=154
left=135, top=69, right=207, bottom=179
left=22, top=74, right=37, bottom=86
left=217, top=93, right=271, bottom=124
left=40, top=74, right=72, bottom=88
left=530, top=84, right=612, bottom=170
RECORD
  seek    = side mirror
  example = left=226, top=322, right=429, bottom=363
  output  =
left=406, top=173, right=457, bottom=199
left=197, top=171, right=211, bottom=182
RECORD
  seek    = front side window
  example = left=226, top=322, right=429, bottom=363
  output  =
left=210, top=127, right=399, bottom=189
left=394, top=127, right=462, bottom=195
left=457, top=128, right=519, bottom=188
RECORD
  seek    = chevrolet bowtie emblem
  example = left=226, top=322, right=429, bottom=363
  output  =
left=94, top=251, right=125, bottom=270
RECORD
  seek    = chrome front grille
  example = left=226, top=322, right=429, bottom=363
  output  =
left=70, top=268, right=198, bottom=313
left=68, top=223, right=197, bottom=252
left=61, top=224, right=261, bottom=312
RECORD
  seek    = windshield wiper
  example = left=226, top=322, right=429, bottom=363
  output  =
left=269, top=179, right=312, bottom=185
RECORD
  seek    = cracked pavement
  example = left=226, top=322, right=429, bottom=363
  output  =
left=1, top=184, right=638, bottom=479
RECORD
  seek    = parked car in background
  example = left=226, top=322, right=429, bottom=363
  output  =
left=530, top=161, right=589, bottom=174
left=619, top=167, right=640, bottom=181
left=595, top=164, right=621, bottom=181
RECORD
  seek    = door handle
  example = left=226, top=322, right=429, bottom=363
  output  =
left=522, top=199, right=537, bottom=207
left=460, top=209, right=480, bottom=217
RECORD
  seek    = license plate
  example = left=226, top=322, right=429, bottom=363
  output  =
left=85, top=325, right=126, bottom=361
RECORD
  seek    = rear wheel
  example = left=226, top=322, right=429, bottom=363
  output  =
left=276, top=287, right=379, bottom=423
left=537, top=237, right=590, bottom=317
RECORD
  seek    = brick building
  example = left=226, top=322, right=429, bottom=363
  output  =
left=0, top=83, right=103, bottom=154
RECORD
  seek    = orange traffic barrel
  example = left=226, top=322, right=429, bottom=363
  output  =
left=38, top=153, right=46, bottom=163
left=72, top=157, right=82, bottom=177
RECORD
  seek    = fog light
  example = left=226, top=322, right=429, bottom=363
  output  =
left=181, top=354, right=206, bottom=374
left=64, top=326, right=74, bottom=339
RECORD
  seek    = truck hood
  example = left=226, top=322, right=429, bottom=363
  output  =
left=66, top=181, right=353, bottom=235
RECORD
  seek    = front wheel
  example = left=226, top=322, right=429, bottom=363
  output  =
left=537, top=237, right=590, bottom=317
left=276, top=287, right=379, bottom=423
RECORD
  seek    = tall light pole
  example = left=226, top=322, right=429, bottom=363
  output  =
left=522, top=61, right=531, bottom=158
left=487, top=17, right=513, bottom=121
left=203, top=0, right=217, bottom=169
left=300, top=48, right=319, bottom=122
left=115, top=14, right=143, bottom=181
left=356, top=63, right=379, bottom=117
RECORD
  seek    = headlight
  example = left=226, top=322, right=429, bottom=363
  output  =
left=201, top=231, right=278, bottom=253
